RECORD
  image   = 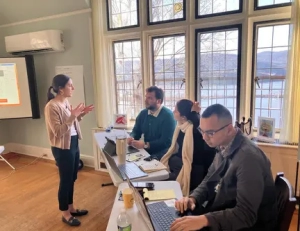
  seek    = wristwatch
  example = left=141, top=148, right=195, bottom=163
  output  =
left=144, top=142, right=149, bottom=149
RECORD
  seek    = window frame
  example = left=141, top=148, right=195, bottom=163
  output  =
left=151, top=33, right=187, bottom=109
left=194, top=24, right=243, bottom=121
left=106, top=0, right=140, bottom=31
left=147, top=0, right=187, bottom=25
left=254, top=0, right=292, bottom=11
left=112, top=38, right=144, bottom=117
left=195, top=0, right=243, bottom=19
left=250, top=18, right=291, bottom=130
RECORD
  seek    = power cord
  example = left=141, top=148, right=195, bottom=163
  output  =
left=0, top=154, right=46, bottom=181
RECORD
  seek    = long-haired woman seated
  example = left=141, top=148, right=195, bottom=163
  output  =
left=160, top=99, right=216, bottom=196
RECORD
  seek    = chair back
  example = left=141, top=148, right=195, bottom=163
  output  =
left=275, top=172, right=296, bottom=231
left=235, top=117, right=252, bottom=137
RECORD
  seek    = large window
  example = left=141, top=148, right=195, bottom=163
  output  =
left=147, top=0, right=186, bottom=25
left=101, top=0, right=293, bottom=135
left=196, top=25, right=242, bottom=122
left=251, top=21, right=292, bottom=129
left=113, top=40, right=143, bottom=119
left=152, top=34, right=186, bottom=109
left=106, top=0, right=139, bottom=30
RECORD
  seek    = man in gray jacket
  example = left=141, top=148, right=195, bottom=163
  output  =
left=170, top=104, right=277, bottom=231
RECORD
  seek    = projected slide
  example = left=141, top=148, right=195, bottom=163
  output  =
left=0, top=63, right=20, bottom=105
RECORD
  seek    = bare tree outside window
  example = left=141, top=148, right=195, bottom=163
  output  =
left=197, top=0, right=241, bottom=17
left=113, top=40, right=143, bottom=119
left=148, top=0, right=185, bottom=24
left=196, top=27, right=241, bottom=122
left=107, top=0, right=139, bottom=29
left=152, top=35, right=186, bottom=109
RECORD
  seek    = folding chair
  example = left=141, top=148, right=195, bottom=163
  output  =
left=0, top=146, right=15, bottom=170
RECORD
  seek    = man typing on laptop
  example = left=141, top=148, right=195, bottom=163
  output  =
left=170, top=104, right=277, bottom=231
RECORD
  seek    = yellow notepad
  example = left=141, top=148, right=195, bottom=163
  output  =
left=143, top=188, right=176, bottom=201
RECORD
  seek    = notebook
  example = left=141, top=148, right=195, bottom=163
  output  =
left=143, top=188, right=176, bottom=201
left=126, top=153, right=144, bottom=162
left=138, top=160, right=167, bottom=173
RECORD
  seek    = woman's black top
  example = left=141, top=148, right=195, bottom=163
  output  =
left=168, top=111, right=216, bottom=191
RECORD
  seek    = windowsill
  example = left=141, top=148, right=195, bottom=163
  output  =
left=92, top=128, right=297, bottom=149
left=253, top=140, right=298, bottom=149
left=251, top=131, right=298, bottom=149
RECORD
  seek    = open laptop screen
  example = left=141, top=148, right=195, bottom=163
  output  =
left=102, top=149, right=124, bottom=179
left=125, top=176, right=155, bottom=231
left=103, top=137, right=116, bottom=156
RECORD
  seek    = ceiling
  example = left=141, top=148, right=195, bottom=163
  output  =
left=0, top=0, right=90, bottom=26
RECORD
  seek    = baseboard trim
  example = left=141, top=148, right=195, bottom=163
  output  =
left=3, top=143, right=95, bottom=168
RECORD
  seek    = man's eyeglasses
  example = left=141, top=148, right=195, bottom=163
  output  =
left=199, top=123, right=231, bottom=138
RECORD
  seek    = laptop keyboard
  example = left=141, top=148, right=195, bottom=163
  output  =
left=147, top=201, right=176, bottom=231
left=118, top=163, right=147, bottom=180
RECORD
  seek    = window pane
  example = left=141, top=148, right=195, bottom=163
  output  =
left=148, top=0, right=185, bottom=24
left=256, top=0, right=292, bottom=8
left=107, top=0, right=139, bottom=29
left=113, top=40, right=143, bottom=119
left=197, top=0, right=241, bottom=17
left=253, top=23, right=292, bottom=129
left=152, top=35, right=186, bottom=110
left=196, top=27, right=241, bottom=122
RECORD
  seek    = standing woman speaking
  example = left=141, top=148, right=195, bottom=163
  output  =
left=44, top=74, right=94, bottom=227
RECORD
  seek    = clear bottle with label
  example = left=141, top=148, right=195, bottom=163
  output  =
left=117, top=208, right=132, bottom=231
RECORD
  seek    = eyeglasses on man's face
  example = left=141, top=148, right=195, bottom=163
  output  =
left=199, top=123, right=231, bottom=138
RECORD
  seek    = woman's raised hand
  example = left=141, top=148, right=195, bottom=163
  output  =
left=191, top=101, right=201, bottom=113
left=70, top=103, right=85, bottom=117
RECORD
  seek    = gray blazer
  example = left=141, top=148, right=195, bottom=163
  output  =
left=190, top=129, right=277, bottom=231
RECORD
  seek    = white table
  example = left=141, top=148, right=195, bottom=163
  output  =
left=94, top=131, right=169, bottom=186
left=0, top=145, right=15, bottom=170
left=106, top=181, right=182, bottom=231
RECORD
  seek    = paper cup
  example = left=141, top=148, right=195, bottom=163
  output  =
left=122, top=188, right=134, bottom=209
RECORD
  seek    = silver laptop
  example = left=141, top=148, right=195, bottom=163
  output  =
left=102, top=149, right=148, bottom=180
left=103, top=136, right=139, bottom=156
left=125, top=174, right=180, bottom=231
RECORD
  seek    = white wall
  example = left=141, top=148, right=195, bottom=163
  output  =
left=0, top=11, right=97, bottom=157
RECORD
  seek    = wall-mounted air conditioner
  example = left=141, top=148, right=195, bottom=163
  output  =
left=5, top=30, right=65, bottom=55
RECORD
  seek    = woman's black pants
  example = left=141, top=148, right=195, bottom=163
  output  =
left=51, top=136, right=79, bottom=211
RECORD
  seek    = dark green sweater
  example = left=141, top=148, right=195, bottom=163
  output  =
left=131, top=106, right=176, bottom=155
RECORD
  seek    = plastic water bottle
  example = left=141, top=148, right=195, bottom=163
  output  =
left=117, top=208, right=132, bottom=231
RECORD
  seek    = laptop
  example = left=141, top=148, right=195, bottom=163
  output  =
left=102, top=149, right=148, bottom=180
left=125, top=174, right=181, bottom=231
left=103, top=136, right=139, bottom=156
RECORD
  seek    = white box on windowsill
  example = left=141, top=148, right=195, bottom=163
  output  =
left=113, top=114, right=128, bottom=129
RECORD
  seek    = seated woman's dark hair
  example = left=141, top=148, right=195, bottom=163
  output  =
left=47, top=74, right=70, bottom=102
left=176, top=99, right=194, bottom=121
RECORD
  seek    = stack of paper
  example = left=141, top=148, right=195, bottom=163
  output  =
left=138, top=160, right=167, bottom=173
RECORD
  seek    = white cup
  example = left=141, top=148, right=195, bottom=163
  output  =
left=116, top=136, right=127, bottom=165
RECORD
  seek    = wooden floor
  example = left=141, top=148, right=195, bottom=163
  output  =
left=0, top=153, right=298, bottom=231
left=0, top=153, right=117, bottom=231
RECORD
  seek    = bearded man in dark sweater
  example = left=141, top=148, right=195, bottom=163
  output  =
left=127, top=86, right=176, bottom=160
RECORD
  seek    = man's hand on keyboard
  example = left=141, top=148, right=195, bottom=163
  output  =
left=170, top=215, right=209, bottom=231
left=175, top=197, right=196, bottom=213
